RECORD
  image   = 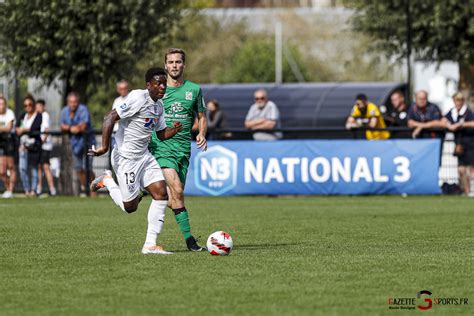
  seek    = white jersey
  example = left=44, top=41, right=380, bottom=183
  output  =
left=113, top=89, right=166, bottom=159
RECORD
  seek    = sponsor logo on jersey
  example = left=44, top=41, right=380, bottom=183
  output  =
left=169, top=102, right=183, bottom=114
left=185, top=91, right=193, bottom=100
left=144, top=117, right=158, bottom=129
left=127, top=184, right=135, bottom=192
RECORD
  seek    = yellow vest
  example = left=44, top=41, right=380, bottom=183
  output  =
left=351, top=102, right=390, bottom=140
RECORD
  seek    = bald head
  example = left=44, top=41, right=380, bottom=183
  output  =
left=415, top=90, right=428, bottom=109
left=254, top=89, right=268, bottom=108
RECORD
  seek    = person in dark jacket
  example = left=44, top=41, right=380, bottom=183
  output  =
left=443, top=92, right=474, bottom=195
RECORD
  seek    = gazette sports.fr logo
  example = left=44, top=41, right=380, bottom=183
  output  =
left=388, top=290, right=469, bottom=311
left=144, top=118, right=158, bottom=129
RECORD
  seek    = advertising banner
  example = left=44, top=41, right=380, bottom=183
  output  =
left=184, top=139, right=441, bottom=196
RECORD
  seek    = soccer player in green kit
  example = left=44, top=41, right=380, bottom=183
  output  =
left=149, top=48, right=208, bottom=251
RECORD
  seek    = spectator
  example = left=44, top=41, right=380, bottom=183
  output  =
left=385, top=90, right=410, bottom=138
left=244, top=89, right=282, bottom=140
left=112, top=80, right=129, bottom=137
left=60, top=92, right=96, bottom=196
left=16, top=94, right=42, bottom=197
left=407, top=90, right=444, bottom=139
left=35, top=99, right=57, bottom=196
left=0, top=96, right=17, bottom=198
left=443, top=92, right=474, bottom=195
left=206, top=99, right=230, bottom=140
left=345, top=94, right=390, bottom=140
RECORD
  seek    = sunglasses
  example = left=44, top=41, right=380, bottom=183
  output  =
left=255, top=96, right=266, bottom=101
left=24, top=103, right=33, bottom=107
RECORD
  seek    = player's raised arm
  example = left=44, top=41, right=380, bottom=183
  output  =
left=88, top=109, right=120, bottom=156
left=155, top=122, right=182, bottom=141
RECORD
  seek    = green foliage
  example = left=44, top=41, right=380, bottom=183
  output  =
left=0, top=0, right=183, bottom=99
left=347, top=0, right=474, bottom=64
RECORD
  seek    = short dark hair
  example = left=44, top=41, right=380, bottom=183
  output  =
left=145, top=67, right=167, bottom=83
left=36, top=99, right=46, bottom=106
left=165, top=48, right=186, bottom=64
left=356, top=94, right=368, bottom=102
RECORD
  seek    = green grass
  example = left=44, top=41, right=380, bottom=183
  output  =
left=0, top=196, right=472, bottom=316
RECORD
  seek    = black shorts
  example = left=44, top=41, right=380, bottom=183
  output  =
left=0, top=139, right=16, bottom=157
left=458, top=146, right=474, bottom=166
left=40, top=150, right=51, bottom=165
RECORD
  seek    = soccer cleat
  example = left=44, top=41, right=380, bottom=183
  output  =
left=186, top=236, right=206, bottom=252
left=141, top=245, right=173, bottom=255
left=90, top=170, right=113, bottom=192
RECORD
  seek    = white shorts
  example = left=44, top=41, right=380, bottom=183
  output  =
left=111, top=149, right=164, bottom=202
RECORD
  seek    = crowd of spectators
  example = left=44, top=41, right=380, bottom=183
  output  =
left=0, top=85, right=473, bottom=196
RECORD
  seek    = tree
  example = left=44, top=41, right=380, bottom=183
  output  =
left=347, top=0, right=474, bottom=97
left=0, top=0, right=183, bottom=102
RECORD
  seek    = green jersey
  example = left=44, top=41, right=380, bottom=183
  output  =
left=150, top=80, right=206, bottom=156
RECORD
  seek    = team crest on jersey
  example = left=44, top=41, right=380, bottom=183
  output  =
left=185, top=91, right=193, bottom=100
left=120, top=103, right=127, bottom=110
left=144, top=117, right=158, bottom=129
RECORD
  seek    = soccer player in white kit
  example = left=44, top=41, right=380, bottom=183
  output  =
left=89, top=67, right=182, bottom=255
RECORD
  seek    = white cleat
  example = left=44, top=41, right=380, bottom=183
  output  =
left=141, top=245, right=174, bottom=255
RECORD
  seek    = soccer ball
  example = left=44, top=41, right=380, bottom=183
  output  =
left=207, top=231, right=233, bottom=256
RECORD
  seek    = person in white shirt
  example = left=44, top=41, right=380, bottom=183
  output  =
left=0, top=96, right=17, bottom=198
left=111, top=80, right=130, bottom=143
left=35, top=100, right=56, bottom=196
left=16, top=95, right=42, bottom=197
left=89, top=67, right=182, bottom=255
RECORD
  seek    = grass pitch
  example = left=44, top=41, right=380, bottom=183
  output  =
left=0, top=196, right=472, bottom=316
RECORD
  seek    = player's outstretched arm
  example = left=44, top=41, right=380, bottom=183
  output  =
left=155, top=122, right=182, bottom=141
left=88, top=109, right=120, bottom=156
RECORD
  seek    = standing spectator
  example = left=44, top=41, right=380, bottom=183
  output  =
left=35, top=99, right=57, bottom=196
left=112, top=80, right=129, bottom=143
left=244, top=89, right=282, bottom=140
left=345, top=94, right=390, bottom=140
left=0, top=96, right=17, bottom=198
left=16, top=95, right=42, bottom=197
left=407, top=90, right=444, bottom=139
left=206, top=99, right=229, bottom=140
left=60, top=92, right=96, bottom=196
left=443, top=92, right=474, bottom=195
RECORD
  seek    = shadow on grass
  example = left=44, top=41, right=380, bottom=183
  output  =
left=233, top=242, right=302, bottom=251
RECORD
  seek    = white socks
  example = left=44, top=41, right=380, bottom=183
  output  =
left=104, top=177, right=125, bottom=212
left=144, top=199, right=167, bottom=247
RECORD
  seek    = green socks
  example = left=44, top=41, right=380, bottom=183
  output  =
left=173, top=208, right=192, bottom=240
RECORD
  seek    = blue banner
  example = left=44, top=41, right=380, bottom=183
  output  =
left=184, top=139, right=441, bottom=196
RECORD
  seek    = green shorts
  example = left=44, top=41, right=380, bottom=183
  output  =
left=157, top=155, right=190, bottom=185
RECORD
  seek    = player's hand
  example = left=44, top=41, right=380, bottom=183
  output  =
left=173, top=122, right=183, bottom=133
left=88, top=145, right=108, bottom=156
left=196, top=133, right=207, bottom=151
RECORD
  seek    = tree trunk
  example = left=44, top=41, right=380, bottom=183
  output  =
left=59, top=134, right=79, bottom=196
left=458, top=60, right=474, bottom=105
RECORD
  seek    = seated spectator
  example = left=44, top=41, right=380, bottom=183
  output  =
left=206, top=99, right=230, bottom=140
left=442, top=92, right=474, bottom=195
left=16, top=94, right=43, bottom=197
left=60, top=92, right=96, bottom=196
left=345, top=94, right=390, bottom=140
left=244, top=89, right=282, bottom=140
left=0, top=96, right=17, bottom=198
left=408, top=90, right=444, bottom=139
left=35, top=99, right=56, bottom=196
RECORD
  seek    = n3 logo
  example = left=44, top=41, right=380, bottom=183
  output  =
left=194, top=145, right=237, bottom=196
